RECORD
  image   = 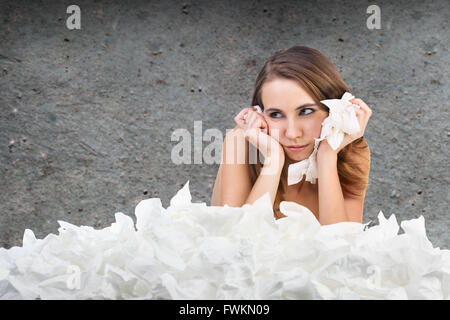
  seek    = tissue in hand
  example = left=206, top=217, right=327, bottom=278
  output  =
left=287, top=92, right=361, bottom=185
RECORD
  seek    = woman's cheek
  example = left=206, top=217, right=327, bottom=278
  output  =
left=310, top=117, right=325, bottom=138
left=268, top=122, right=282, bottom=141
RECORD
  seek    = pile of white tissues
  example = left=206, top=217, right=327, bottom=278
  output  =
left=0, top=181, right=449, bottom=299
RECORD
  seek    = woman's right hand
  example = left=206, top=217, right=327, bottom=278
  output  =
left=234, top=106, right=285, bottom=166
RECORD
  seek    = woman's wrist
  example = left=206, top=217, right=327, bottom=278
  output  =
left=317, top=141, right=338, bottom=164
left=317, top=150, right=337, bottom=167
left=262, top=151, right=284, bottom=171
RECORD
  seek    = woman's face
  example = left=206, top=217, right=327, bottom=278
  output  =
left=261, top=78, right=329, bottom=161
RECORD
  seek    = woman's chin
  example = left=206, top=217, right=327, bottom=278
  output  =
left=284, top=148, right=313, bottom=162
left=285, top=153, right=311, bottom=162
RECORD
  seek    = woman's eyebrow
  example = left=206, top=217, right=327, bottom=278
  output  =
left=265, top=103, right=317, bottom=112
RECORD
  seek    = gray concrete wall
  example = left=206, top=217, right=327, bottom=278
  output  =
left=1, top=0, right=449, bottom=249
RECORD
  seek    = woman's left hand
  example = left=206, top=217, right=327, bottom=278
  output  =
left=317, top=97, right=372, bottom=160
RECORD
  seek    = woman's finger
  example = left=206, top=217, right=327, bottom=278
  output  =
left=359, top=106, right=371, bottom=123
left=358, top=115, right=369, bottom=136
left=351, top=98, right=372, bottom=117
left=253, top=114, right=270, bottom=135
left=249, top=112, right=260, bottom=128
left=355, top=107, right=364, bottom=119
left=236, top=107, right=254, bottom=121
left=352, top=98, right=367, bottom=107
left=259, top=118, right=268, bottom=134
left=235, top=108, right=254, bottom=127
left=234, top=115, right=246, bottom=127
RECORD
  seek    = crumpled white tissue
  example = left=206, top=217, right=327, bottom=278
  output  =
left=0, top=181, right=449, bottom=300
left=287, top=92, right=361, bottom=185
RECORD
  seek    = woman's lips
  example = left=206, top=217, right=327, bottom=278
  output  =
left=286, top=144, right=309, bottom=152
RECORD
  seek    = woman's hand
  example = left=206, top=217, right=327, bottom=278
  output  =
left=317, top=97, right=373, bottom=160
left=234, top=107, right=284, bottom=165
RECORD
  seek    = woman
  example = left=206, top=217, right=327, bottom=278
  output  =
left=211, top=46, right=372, bottom=225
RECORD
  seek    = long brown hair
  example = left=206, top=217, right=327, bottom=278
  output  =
left=249, top=46, right=370, bottom=219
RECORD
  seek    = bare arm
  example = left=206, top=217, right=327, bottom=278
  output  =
left=210, top=126, right=253, bottom=207
left=244, top=155, right=283, bottom=206
left=211, top=125, right=284, bottom=207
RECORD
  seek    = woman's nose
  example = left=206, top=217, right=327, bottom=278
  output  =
left=284, top=120, right=303, bottom=139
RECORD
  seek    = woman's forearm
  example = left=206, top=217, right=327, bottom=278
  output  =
left=317, top=152, right=348, bottom=224
left=244, top=156, right=283, bottom=206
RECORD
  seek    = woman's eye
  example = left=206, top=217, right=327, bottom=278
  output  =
left=300, top=108, right=314, bottom=115
left=269, top=108, right=314, bottom=118
left=269, top=112, right=281, bottom=118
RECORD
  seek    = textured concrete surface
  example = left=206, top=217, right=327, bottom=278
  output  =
left=0, top=0, right=449, bottom=249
